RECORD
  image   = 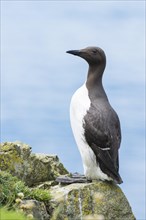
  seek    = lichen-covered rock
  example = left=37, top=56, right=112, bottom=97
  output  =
left=0, top=141, right=68, bottom=186
left=0, top=142, right=136, bottom=220
left=18, top=199, right=49, bottom=220
left=50, top=181, right=136, bottom=220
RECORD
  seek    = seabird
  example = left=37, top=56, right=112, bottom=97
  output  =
left=67, top=46, right=123, bottom=184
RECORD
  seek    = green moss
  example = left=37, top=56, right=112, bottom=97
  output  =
left=0, top=143, right=23, bottom=172
left=29, top=188, right=51, bottom=202
left=0, top=171, right=51, bottom=209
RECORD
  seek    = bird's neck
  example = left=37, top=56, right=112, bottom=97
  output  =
left=86, top=64, right=108, bottom=100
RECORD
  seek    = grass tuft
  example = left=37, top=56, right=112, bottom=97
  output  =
left=0, top=171, right=51, bottom=209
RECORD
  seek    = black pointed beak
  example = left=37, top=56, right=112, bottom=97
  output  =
left=66, top=50, right=81, bottom=56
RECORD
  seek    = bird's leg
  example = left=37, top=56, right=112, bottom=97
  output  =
left=56, top=172, right=91, bottom=184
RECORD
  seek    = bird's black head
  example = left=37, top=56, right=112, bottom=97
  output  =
left=66, top=46, right=106, bottom=66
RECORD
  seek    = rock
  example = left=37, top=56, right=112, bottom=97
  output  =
left=0, top=141, right=68, bottom=186
left=50, top=181, right=136, bottom=220
left=18, top=199, right=49, bottom=220
left=0, top=141, right=136, bottom=220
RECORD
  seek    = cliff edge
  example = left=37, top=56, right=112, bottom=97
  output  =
left=0, top=142, right=135, bottom=220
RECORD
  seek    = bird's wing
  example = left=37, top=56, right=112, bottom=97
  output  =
left=83, top=102, right=122, bottom=183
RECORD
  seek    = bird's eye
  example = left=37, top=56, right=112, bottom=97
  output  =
left=92, top=50, right=97, bottom=54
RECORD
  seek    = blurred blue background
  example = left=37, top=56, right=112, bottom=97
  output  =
left=1, top=1, right=145, bottom=219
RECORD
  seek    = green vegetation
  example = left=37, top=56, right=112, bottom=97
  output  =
left=0, top=208, right=29, bottom=220
left=0, top=171, right=51, bottom=215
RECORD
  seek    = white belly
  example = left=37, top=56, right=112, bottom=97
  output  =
left=70, top=84, right=111, bottom=181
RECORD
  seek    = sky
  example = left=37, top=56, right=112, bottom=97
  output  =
left=1, top=1, right=145, bottom=219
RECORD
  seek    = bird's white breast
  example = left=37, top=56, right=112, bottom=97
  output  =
left=70, top=84, right=111, bottom=181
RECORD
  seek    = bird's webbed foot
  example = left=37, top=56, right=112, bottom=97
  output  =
left=56, top=172, right=91, bottom=185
